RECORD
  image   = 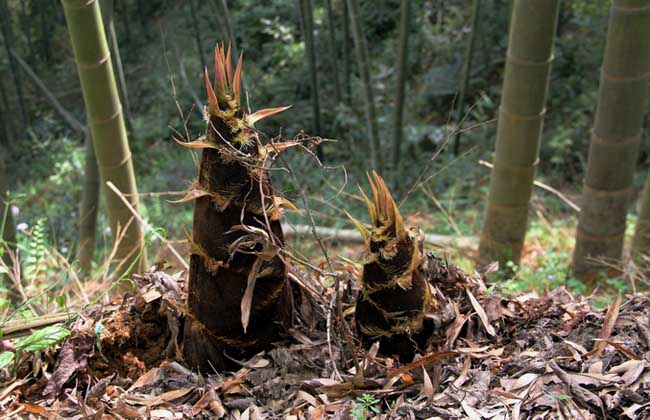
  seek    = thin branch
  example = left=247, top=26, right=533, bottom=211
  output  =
left=11, top=49, right=85, bottom=133
left=478, top=160, right=580, bottom=212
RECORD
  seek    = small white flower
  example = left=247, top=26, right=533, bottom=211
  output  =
left=60, top=247, right=69, bottom=254
left=16, top=222, right=28, bottom=232
left=10, top=205, right=18, bottom=217
left=104, top=227, right=111, bottom=235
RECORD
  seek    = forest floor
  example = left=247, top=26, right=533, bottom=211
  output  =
left=1, top=250, right=649, bottom=419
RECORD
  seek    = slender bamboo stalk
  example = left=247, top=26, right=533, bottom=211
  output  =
left=343, top=0, right=351, bottom=102
left=347, top=0, right=380, bottom=170
left=299, top=0, right=323, bottom=158
left=391, top=0, right=411, bottom=177
left=188, top=0, right=207, bottom=71
left=325, top=0, right=342, bottom=105
left=0, top=105, right=16, bottom=302
left=0, top=69, right=15, bottom=140
left=452, top=0, right=481, bottom=156
left=39, top=2, right=52, bottom=64
left=216, top=0, right=239, bottom=59
left=62, top=0, right=145, bottom=273
left=0, top=0, right=29, bottom=129
left=207, top=1, right=228, bottom=41
left=12, top=50, right=84, bottom=132
left=478, top=0, right=560, bottom=267
left=575, top=0, right=650, bottom=278
left=119, top=0, right=131, bottom=42
left=136, top=0, right=146, bottom=29
left=19, top=0, right=34, bottom=64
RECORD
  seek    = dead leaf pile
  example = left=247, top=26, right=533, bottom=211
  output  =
left=1, top=260, right=649, bottom=419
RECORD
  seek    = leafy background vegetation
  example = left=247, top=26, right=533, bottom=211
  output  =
left=1, top=0, right=641, bottom=307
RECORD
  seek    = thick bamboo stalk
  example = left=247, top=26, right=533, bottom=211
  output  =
left=576, top=0, right=650, bottom=277
left=62, top=0, right=145, bottom=273
left=346, top=0, right=380, bottom=170
left=391, top=0, right=411, bottom=177
left=299, top=0, right=322, bottom=148
left=478, top=0, right=560, bottom=267
left=452, top=0, right=481, bottom=155
left=99, top=0, right=132, bottom=126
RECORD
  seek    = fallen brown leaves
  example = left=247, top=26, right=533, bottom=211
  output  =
left=1, top=261, right=650, bottom=419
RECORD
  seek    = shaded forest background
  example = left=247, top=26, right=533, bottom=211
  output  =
left=0, top=0, right=637, bottom=296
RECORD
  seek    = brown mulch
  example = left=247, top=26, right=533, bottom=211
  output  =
left=1, top=257, right=649, bottom=419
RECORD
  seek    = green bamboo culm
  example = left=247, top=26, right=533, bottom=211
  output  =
left=575, top=0, right=650, bottom=279
left=391, top=0, right=411, bottom=180
left=452, top=0, right=481, bottom=156
left=0, top=116, right=17, bottom=303
left=62, top=0, right=145, bottom=274
left=347, top=0, right=380, bottom=171
left=99, top=0, right=132, bottom=129
left=478, top=0, right=560, bottom=268
left=325, top=0, right=342, bottom=106
left=298, top=0, right=323, bottom=159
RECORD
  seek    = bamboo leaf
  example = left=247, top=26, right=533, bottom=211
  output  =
left=241, top=257, right=263, bottom=333
left=466, top=288, right=496, bottom=336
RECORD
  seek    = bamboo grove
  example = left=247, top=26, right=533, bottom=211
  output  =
left=0, top=0, right=650, bottom=369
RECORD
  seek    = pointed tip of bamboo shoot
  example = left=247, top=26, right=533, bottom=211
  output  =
left=204, top=68, right=220, bottom=113
left=233, top=52, right=243, bottom=104
left=345, top=210, right=371, bottom=243
left=362, top=172, right=406, bottom=239
left=214, top=45, right=226, bottom=92
left=225, top=43, right=233, bottom=84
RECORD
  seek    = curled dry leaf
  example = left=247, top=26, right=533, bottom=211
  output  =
left=588, top=294, right=621, bottom=358
left=466, top=288, right=496, bottom=336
